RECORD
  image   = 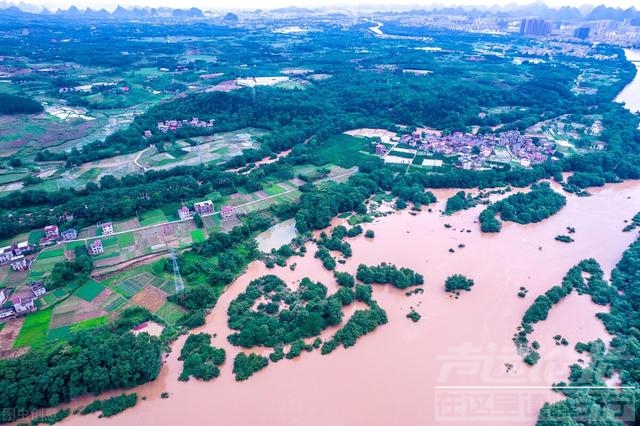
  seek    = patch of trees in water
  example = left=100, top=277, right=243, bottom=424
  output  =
left=514, top=258, right=611, bottom=366
left=444, top=274, right=475, bottom=293
left=555, top=235, right=574, bottom=243
left=79, top=393, right=138, bottom=418
left=622, top=212, right=640, bottom=232
left=178, top=333, right=226, bottom=382
left=356, top=263, right=424, bottom=289
left=534, top=238, right=640, bottom=423
left=226, top=263, right=422, bottom=380
left=479, top=183, right=566, bottom=232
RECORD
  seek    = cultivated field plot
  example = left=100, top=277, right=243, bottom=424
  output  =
left=114, top=278, right=146, bottom=298
left=37, top=248, right=65, bottom=260
left=156, top=280, right=177, bottom=295
left=40, top=288, right=69, bottom=307
left=50, top=296, right=107, bottom=329
left=262, top=182, right=288, bottom=196
left=74, top=280, right=106, bottom=302
left=191, top=229, right=206, bottom=243
left=13, top=309, right=53, bottom=349
left=155, top=302, right=187, bottom=326
left=3, top=269, right=28, bottom=288
left=30, top=247, right=67, bottom=280
left=47, top=325, right=71, bottom=341
left=99, top=293, right=128, bottom=312
left=111, top=271, right=156, bottom=297
left=70, top=315, right=108, bottom=332
left=131, top=285, right=167, bottom=313
left=238, top=191, right=302, bottom=214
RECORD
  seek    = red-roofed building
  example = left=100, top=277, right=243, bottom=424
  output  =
left=44, top=225, right=59, bottom=238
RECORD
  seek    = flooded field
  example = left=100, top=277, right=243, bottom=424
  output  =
left=62, top=180, right=640, bottom=426
left=255, top=219, right=298, bottom=252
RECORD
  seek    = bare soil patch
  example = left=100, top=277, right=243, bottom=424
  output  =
left=0, top=318, right=26, bottom=358
left=131, top=285, right=167, bottom=313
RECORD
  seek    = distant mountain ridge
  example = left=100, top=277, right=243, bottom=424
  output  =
left=0, top=2, right=638, bottom=23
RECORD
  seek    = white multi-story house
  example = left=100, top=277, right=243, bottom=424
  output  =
left=89, top=240, right=104, bottom=255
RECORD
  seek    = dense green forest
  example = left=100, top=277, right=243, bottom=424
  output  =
left=0, top=327, right=160, bottom=423
left=0, top=93, right=43, bottom=115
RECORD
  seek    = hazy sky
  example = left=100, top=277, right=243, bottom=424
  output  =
left=17, top=0, right=639, bottom=12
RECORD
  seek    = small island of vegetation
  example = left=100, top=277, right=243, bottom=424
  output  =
left=178, top=333, right=226, bottom=382
left=479, top=183, right=567, bottom=233
left=444, top=274, right=475, bottom=293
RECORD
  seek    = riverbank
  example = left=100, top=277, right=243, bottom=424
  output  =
left=615, top=49, right=640, bottom=113
left=58, top=179, right=640, bottom=426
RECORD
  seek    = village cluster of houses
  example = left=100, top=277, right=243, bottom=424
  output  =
left=178, top=202, right=234, bottom=220
left=0, top=281, right=46, bottom=321
left=156, top=117, right=215, bottom=133
left=0, top=225, right=79, bottom=273
left=380, top=129, right=554, bottom=169
left=0, top=241, right=34, bottom=272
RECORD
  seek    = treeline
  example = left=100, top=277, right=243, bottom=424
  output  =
left=0, top=329, right=161, bottom=423
left=0, top=165, right=245, bottom=240
left=0, top=93, right=43, bottom=115
left=479, top=183, right=566, bottom=232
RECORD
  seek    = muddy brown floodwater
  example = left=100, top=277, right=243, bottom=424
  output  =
left=60, top=180, right=640, bottom=426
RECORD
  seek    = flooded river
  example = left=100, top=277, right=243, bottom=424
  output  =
left=62, top=180, right=640, bottom=426
left=615, top=49, right=640, bottom=113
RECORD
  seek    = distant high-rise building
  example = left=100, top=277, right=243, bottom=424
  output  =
left=520, top=18, right=552, bottom=36
left=574, top=27, right=591, bottom=40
